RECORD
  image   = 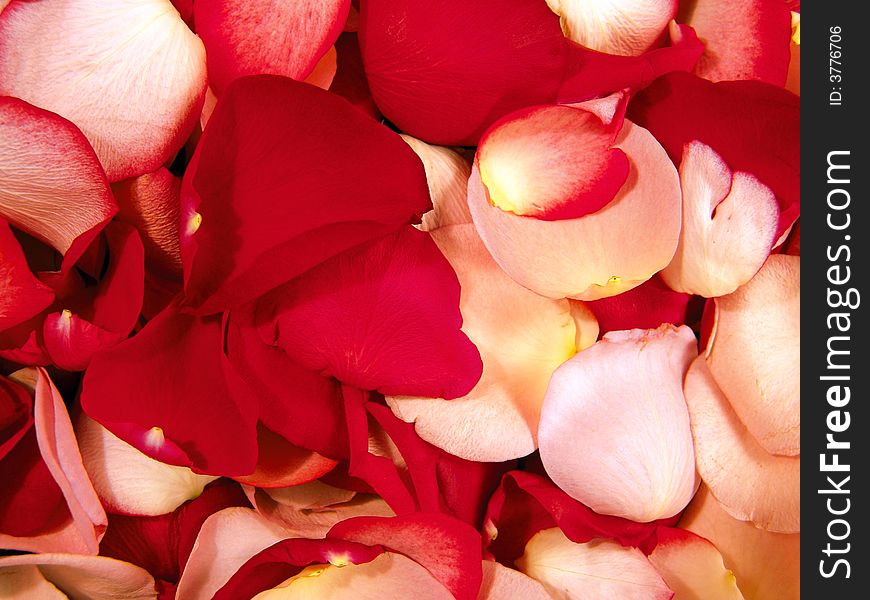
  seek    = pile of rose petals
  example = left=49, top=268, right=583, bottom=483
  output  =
left=0, top=0, right=799, bottom=598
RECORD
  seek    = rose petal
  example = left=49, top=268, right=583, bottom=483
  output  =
left=0, top=97, right=116, bottom=264
left=661, top=142, right=779, bottom=297
left=517, top=527, right=673, bottom=600
left=0, top=564, right=66, bottom=599
left=232, top=425, right=337, bottom=489
left=401, top=136, right=473, bottom=232
left=0, top=219, right=53, bottom=333
left=648, top=528, right=744, bottom=600
left=0, top=0, right=207, bottom=181
left=585, top=276, right=690, bottom=335
left=477, top=560, right=551, bottom=600
left=707, top=254, right=800, bottom=455
left=194, top=0, right=349, bottom=93
left=387, top=224, right=579, bottom=461
left=683, top=357, right=799, bottom=533
left=329, top=33, right=381, bottom=119
left=539, top=326, right=698, bottom=522
left=181, top=75, right=432, bottom=314
left=468, top=120, right=681, bottom=300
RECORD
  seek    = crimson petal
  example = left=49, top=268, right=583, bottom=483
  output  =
left=0, top=219, right=53, bottom=333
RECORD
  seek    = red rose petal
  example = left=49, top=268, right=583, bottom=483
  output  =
left=586, top=276, right=690, bottom=335
left=181, top=75, right=432, bottom=314
left=0, top=219, right=53, bottom=333
left=329, top=33, right=382, bottom=120
left=232, top=425, right=337, bottom=489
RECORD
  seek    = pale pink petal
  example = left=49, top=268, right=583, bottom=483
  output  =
left=401, top=135, right=473, bottom=232
left=517, top=528, right=673, bottom=600
left=469, top=120, right=681, bottom=300
left=538, top=325, right=698, bottom=522
left=706, top=254, right=800, bottom=455
left=195, top=0, right=349, bottom=93
left=546, top=0, right=678, bottom=56
left=661, top=142, right=778, bottom=297
left=0, top=564, right=66, bottom=599
left=477, top=561, right=551, bottom=600
left=252, top=552, right=453, bottom=600
left=683, top=357, right=800, bottom=533
left=648, top=528, right=744, bottom=600
left=0, top=554, right=156, bottom=599
left=0, top=97, right=116, bottom=264
left=264, top=480, right=357, bottom=511
left=75, top=414, right=217, bottom=517
left=0, top=0, right=207, bottom=181
left=680, top=485, right=800, bottom=599
left=387, top=223, right=580, bottom=461
left=175, top=507, right=291, bottom=600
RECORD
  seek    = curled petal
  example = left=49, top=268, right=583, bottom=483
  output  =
left=538, top=326, right=698, bottom=522
left=516, top=528, right=672, bottom=600
left=232, top=425, right=337, bottom=489
left=648, top=528, right=744, bottom=600
left=683, top=357, right=799, bottom=533
left=0, top=0, right=207, bottom=181
left=707, top=254, right=800, bottom=455
left=401, top=135, right=473, bottom=231
left=0, top=219, right=53, bottom=333
left=661, top=142, right=779, bottom=297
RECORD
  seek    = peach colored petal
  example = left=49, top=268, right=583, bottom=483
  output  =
left=546, top=0, right=678, bottom=56
left=706, top=254, right=800, bottom=455
left=200, top=86, right=219, bottom=131
left=568, top=300, right=600, bottom=350
left=785, top=13, right=800, bottom=95
left=477, top=560, right=551, bottom=600
left=0, top=0, right=207, bottom=181
left=265, top=480, right=357, bottom=511
left=0, top=97, right=116, bottom=263
left=517, top=528, right=672, bottom=599
left=303, top=46, right=338, bottom=90
left=648, top=529, right=744, bottom=600
left=252, top=552, right=453, bottom=600
left=680, top=485, right=800, bottom=600
left=75, top=414, right=217, bottom=517
left=538, top=325, right=698, bottom=522
left=468, top=120, right=681, bottom=300
left=0, top=554, right=156, bottom=599
left=0, top=368, right=106, bottom=554
left=401, top=135, right=473, bottom=232
left=683, top=357, right=800, bottom=533
left=0, top=564, right=66, bottom=599
left=175, top=507, right=291, bottom=600
left=661, top=142, right=778, bottom=297
left=387, top=223, right=579, bottom=461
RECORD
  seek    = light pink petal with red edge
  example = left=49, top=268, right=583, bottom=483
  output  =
left=546, top=0, right=677, bottom=56
left=0, top=0, right=207, bottom=181
left=0, top=219, right=53, bottom=333
left=469, top=120, right=681, bottom=300
left=679, top=0, right=792, bottom=84
left=538, top=326, right=698, bottom=522
left=401, top=135, right=473, bottom=232
left=517, top=528, right=673, bottom=600
left=75, top=414, right=217, bottom=517
left=648, top=528, right=744, bottom=600
left=0, top=554, right=156, bottom=599
left=661, top=142, right=779, bottom=297
left=175, top=507, right=290, bottom=600
left=0, top=97, right=116, bottom=264
left=707, top=254, right=800, bottom=456
left=679, top=485, right=800, bottom=599
left=477, top=560, right=551, bottom=600
left=194, top=0, right=349, bottom=93
left=683, top=357, right=799, bottom=533
left=387, top=224, right=580, bottom=461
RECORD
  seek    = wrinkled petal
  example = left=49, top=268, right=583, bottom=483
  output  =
left=181, top=75, right=432, bottom=314
left=648, top=528, right=744, bottom=600
left=539, top=326, right=698, bottom=522
left=683, top=357, right=799, bottom=533
left=0, top=219, right=53, bottom=333
left=706, top=254, right=800, bottom=455
left=388, top=224, right=580, bottom=461
left=661, top=142, right=779, bottom=297
left=586, top=276, right=690, bottom=335
left=517, top=528, right=673, bottom=599
left=194, top=0, right=349, bottom=93
left=0, top=0, right=207, bottom=181
left=402, top=136, right=473, bottom=232
left=0, top=97, right=116, bottom=264
left=477, top=560, right=551, bottom=600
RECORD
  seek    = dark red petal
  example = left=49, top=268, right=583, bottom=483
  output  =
left=80, top=305, right=258, bottom=476
left=232, top=424, right=337, bottom=488
left=258, top=227, right=481, bottom=399
left=329, top=32, right=382, bottom=119
left=0, top=374, right=32, bottom=460
left=483, top=471, right=672, bottom=567
left=181, top=75, right=431, bottom=314
left=628, top=71, right=800, bottom=237
left=586, top=276, right=691, bottom=335
left=0, top=219, right=53, bottom=333
left=214, top=537, right=383, bottom=600
left=328, top=513, right=483, bottom=600
left=436, top=452, right=515, bottom=530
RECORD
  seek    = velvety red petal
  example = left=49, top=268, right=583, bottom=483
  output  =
left=329, top=33, right=382, bottom=120
left=0, top=373, right=31, bottom=459
left=80, top=306, right=258, bottom=476
left=194, top=0, right=349, bottom=93
left=0, top=97, right=116, bottom=265
left=257, top=227, right=481, bottom=399
left=0, top=219, right=53, bottom=333
left=233, top=424, right=337, bottom=489
left=586, top=276, right=690, bottom=335
left=181, top=75, right=432, bottom=314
